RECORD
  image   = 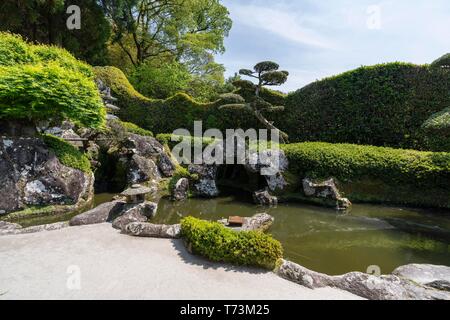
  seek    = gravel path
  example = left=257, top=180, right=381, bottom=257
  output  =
left=0, top=223, right=362, bottom=300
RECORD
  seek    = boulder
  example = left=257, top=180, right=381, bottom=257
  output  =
left=112, top=201, right=158, bottom=230
left=302, top=178, right=352, bottom=210
left=128, top=154, right=160, bottom=184
left=392, top=264, right=450, bottom=287
left=0, top=221, right=69, bottom=236
left=188, top=164, right=219, bottom=197
left=123, top=222, right=181, bottom=238
left=0, top=221, right=22, bottom=231
left=276, top=260, right=450, bottom=300
left=219, top=213, right=274, bottom=232
left=253, top=189, right=278, bottom=206
left=173, top=178, right=189, bottom=201
left=69, top=200, right=126, bottom=226
left=0, top=136, right=94, bottom=214
left=242, top=213, right=274, bottom=232
left=245, top=149, right=289, bottom=192
left=157, top=153, right=176, bottom=177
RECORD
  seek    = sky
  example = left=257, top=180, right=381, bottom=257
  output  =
left=215, top=0, right=450, bottom=92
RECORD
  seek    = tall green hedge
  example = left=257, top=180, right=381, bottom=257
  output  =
left=281, top=63, right=450, bottom=151
left=94, top=66, right=285, bottom=134
left=281, top=142, right=450, bottom=207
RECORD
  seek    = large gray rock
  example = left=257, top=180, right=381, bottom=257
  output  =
left=276, top=260, right=450, bottom=300
left=0, top=221, right=22, bottom=231
left=0, top=136, right=94, bottom=214
left=112, top=201, right=158, bottom=230
left=173, top=178, right=189, bottom=201
left=392, top=264, right=450, bottom=287
left=302, top=178, right=352, bottom=210
left=188, top=164, right=219, bottom=197
left=69, top=200, right=125, bottom=226
left=157, top=153, right=176, bottom=177
left=253, top=189, right=278, bottom=206
left=123, top=222, right=181, bottom=238
left=242, top=213, right=274, bottom=232
left=219, top=213, right=274, bottom=232
left=128, top=154, right=160, bottom=184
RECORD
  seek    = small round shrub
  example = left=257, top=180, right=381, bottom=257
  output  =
left=181, top=216, right=283, bottom=270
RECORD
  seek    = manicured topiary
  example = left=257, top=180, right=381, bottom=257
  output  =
left=430, top=53, right=450, bottom=70
left=42, top=134, right=91, bottom=173
left=181, top=216, right=283, bottom=270
left=219, top=61, right=290, bottom=143
left=282, top=63, right=450, bottom=151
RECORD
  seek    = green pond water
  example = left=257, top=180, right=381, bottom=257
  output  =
left=13, top=191, right=450, bottom=275
left=151, top=194, right=450, bottom=275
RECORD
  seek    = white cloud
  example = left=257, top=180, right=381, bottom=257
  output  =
left=229, top=4, right=334, bottom=49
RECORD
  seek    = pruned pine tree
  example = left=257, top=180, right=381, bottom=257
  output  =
left=219, top=61, right=289, bottom=143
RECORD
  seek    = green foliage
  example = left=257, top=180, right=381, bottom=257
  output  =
left=181, top=216, right=283, bottom=269
left=0, top=32, right=104, bottom=128
left=0, top=32, right=34, bottom=66
left=422, top=107, right=450, bottom=133
left=156, top=133, right=218, bottom=150
left=0, top=0, right=111, bottom=65
left=42, top=134, right=91, bottom=173
left=421, top=107, right=450, bottom=152
left=119, top=120, right=153, bottom=137
left=281, top=142, right=450, bottom=189
left=0, top=62, right=105, bottom=128
left=32, top=44, right=94, bottom=77
left=282, top=63, right=450, bottom=151
left=95, top=66, right=261, bottom=134
left=130, top=61, right=191, bottom=99
left=430, top=53, right=450, bottom=70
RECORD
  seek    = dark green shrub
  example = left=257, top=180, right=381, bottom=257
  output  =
left=0, top=63, right=105, bottom=128
left=181, top=216, right=283, bottom=270
left=430, top=53, right=450, bottom=70
left=281, top=142, right=450, bottom=189
left=282, top=63, right=450, bottom=151
left=42, top=134, right=91, bottom=173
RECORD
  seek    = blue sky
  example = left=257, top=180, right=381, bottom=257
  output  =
left=215, top=0, right=450, bottom=92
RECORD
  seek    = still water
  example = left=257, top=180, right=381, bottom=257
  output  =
left=12, top=191, right=450, bottom=275
left=152, top=194, right=450, bottom=275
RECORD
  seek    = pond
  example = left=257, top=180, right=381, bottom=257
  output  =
left=151, top=193, right=450, bottom=275
left=12, top=191, right=450, bottom=276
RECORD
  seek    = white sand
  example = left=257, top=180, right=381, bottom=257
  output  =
left=0, top=223, right=362, bottom=300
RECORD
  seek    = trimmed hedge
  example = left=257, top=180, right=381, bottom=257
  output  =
left=42, top=134, right=91, bottom=173
left=281, top=63, right=450, bottom=151
left=94, top=66, right=285, bottom=134
left=281, top=142, right=450, bottom=188
left=281, top=142, right=450, bottom=208
left=181, top=216, right=283, bottom=269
